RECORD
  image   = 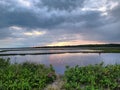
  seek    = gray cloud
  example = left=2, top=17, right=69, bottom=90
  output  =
left=110, top=3, right=120, bottom=21
left=0, top=0, right=113, bottom=29
left=0, top=0, right=120, bottom=47
left=0, top=28, right=12, bottom=39
left=41, top=0, right=84, bottom=11
left=0, top=9, right=39, bottom=28
left=74, top=19, right=120, bottom=43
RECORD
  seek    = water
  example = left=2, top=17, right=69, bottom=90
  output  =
left=0, top=49, right=101, bottom=55
left=1, top=52, right=120, bottom=74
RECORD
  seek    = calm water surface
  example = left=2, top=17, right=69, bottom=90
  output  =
left=2, top=53, right=120, bottom=74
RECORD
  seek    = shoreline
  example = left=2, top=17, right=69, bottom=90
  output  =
left=0, top=48, right=120, bottom=56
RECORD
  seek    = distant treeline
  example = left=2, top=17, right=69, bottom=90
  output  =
left=35, top=44, right=120, bottom=48
left=75, top=44, right=120, bottom=47
left=1, top=44, right=119, bottom=49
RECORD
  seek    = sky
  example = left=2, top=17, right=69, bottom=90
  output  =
left=0, top=0, right=120, bottom=48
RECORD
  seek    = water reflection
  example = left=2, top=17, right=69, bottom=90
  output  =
left=101, top=53, right=120, bottom=65
left=2, top=53, right=120, bottom=74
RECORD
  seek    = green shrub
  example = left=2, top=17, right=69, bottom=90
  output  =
left=63, top=63, right=120, bottom=90
left=0, top=58, right=56, bottom=90
left=0, top=58, right=10, bottom=68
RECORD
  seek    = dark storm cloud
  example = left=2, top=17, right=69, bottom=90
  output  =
left=0, top=0, right=95, bottom=29
left=0, top=9, right=39, bottom=28
left=41, top=0, right=84, bottom=11
left=0, top=4, right=65, bottom=29
left=0, top=0, right=109, bottom=29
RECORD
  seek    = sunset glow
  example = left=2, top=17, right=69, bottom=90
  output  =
left=47, top=40, right=104, bottom=46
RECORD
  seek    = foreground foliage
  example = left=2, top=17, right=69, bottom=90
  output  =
left=64, top=63, right=120, bottom=90
left=0, top=58, right=56, bottom=90
left=1, top=58, right=120, bottom=90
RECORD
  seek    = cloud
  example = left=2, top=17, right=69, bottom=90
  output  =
left=41, top=0, right=84, bottom=11
left=109, top=2, right=120, bottom=21
left=0, top=0, right=120, bottom=47
left=24, top=31, right=46, bottom=36
left=0, top=0, right=100, bottom=29
left=0, top=28, right=12, bottom=39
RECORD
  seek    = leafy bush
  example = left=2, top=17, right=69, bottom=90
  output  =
left=64, top=63, right=120, bottom=90
left=0, top=58, right=10, bottom=68
left=1, top=58, right=120, bottom=90
left=0, top=58, right=56, bottom=90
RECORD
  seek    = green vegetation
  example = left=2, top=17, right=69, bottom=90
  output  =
left=0, top=50, right=8, bottom=52
left=63, top=63, right=120, bottom=90
left=35, top=44, right=120, bottom=53
left=93, top=47, right=120, bottom=53
left=0, top=58, right=120, bottom=90
left=0, top=58, right=56, bottom=90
